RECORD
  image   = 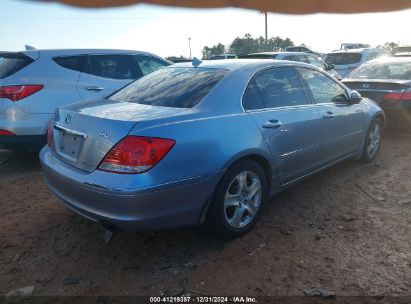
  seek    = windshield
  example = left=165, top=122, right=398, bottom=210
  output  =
left=110, top=67, right=227, bottom=108
left=0, top=53, right=34, bottom=79
left=324, top=53, right=362, bottom=65
left=349, top=61, right=411, bottom=80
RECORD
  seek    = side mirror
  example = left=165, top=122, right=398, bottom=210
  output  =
left=325, top=63, right=334, bottom=70
left=349, top=90, right=362, bottom=103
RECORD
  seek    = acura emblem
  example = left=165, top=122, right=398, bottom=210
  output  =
left=363, top=83, right=370, bottom=89
left=65, top=114, right=72, bottom=124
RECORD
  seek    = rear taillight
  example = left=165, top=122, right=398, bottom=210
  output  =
left=47, top=121, right=53, bottom=147
left=99, top=136, right=175, bottom=174
left=383, top=89, right=411, bottom=101
left=0, top=130, right=15, bottom=136
left=0, top=85, right=44, bottom=101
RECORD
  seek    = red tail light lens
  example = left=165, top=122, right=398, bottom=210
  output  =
left=47, top=121, right=53, bottom=147
left=0, top=85, right=44, bottom=102
left=384, top=89, right=411, bottom=101
left=99, top=136, right=176, bottom=174
left=0, top=130, right=15, bottom=136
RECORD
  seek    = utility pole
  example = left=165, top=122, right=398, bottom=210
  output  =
left=188, top=37, right=192, bottom=59
left=264, top=12, right=268, bottom=51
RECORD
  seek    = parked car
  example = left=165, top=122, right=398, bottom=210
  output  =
left=209, top=54, right=237, bottom=60
left=342, top=57, right=411, bottom=125
left=340, top=43, right=371, bottom=50
left=392, top=45, right=411, bottom=57
left=284, top=46, right=323, bottom=57
left=0, top=48, right=171, bottom=150
left=239, top=52, right=341, bottom=79
left=324, top=48, right=387, bottom=79
left=40, top=59, right=384, bottom=237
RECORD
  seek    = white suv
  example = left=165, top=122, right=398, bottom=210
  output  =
left=324, top=48, right=387, bottom=79
left=0, top=48, right=171, bottom=150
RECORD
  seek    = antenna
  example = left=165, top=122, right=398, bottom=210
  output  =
left=25, top=45, right=37, bottom=51
left=192, top=57, right=202, bottom=67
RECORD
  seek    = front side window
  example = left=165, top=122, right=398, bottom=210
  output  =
left=110, top=67, right=227, bottom=108
left=306, top=55, right=326, bottom=69
left=243, top=67, right=309, bottom=110
left=135, top=55, right=168, bottom=75
left=293, top=55, right=308, bottom=63
left=297, top=67, right=348, bottom=103
left=85, top=55, right=138, bottom=80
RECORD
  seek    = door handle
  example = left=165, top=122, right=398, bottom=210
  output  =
left=263, top=120, right=283, bottom=128
left=323, top=111, right=336, bottom=119
left=85, top=86, right=104, bottom=91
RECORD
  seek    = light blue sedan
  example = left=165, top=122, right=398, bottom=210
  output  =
left=40, top=59, right=384, bottom=237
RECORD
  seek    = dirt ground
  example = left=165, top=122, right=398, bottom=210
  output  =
left=0, top=129, right=410, bottom=301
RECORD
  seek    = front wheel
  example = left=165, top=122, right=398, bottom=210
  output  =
left=361, top=118, right=383, bottom=163
left=206, top=160, right=268, bottom=238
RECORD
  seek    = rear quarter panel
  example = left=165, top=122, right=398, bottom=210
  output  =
left=129, top=112, right=276, bottom=186
left=1, top=55, right=82, bottom=114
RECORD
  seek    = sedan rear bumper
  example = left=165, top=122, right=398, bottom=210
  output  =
left=40, top=147, right=223, bottom=231
left=381, top=103, right=411, bottom=125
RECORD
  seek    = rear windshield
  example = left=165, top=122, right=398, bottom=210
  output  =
left=324, top=53, right=362, bottom=65
left=239, top=54, right=277, bottom=59
left=110, top=67, right=227, bottom=108
left=0, top=53, right=34, bottom=79
left=349, top=62, right=411, bottom=80
left=393, top=46, right=411, bottom=54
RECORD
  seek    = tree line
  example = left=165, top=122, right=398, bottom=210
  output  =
left=202, top=33, right=294, bottom=59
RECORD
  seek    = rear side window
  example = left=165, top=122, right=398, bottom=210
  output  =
left=324, top=53, right=362, bottom=65
left=134, top=55, right=168, bottom=76
left=243, top=67, right=309, bottom=110
left=0, top=53, right=34, bottom=79
left=53, top=56, right=86, bottom=72
left=85, top=55, right=140, bottom=80
left=110, top=67, right=227, bottom=108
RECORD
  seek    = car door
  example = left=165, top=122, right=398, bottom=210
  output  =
left=243, top=66, right=323, bottom=185
left=77, top=54, right=143, bottom=100
left=296, top=67, right=366, bottom=162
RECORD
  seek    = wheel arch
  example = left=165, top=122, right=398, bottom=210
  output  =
left=199, top=150, right=277, bottom=224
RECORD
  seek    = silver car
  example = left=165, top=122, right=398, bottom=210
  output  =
left=324, top=48, right=387, bottom=79
left=239, top=52, right=341, bottom=79
left=40, top=59, right=384, bottom=237
left=0, top=48, right=170, bottom=150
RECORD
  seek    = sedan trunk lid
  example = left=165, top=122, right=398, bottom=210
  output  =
left=52, top=99, right=188, bottom=172
left=343, top=79, right=411, bottom=104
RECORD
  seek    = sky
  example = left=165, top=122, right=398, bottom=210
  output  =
left=1, top=0, right=410, bottom=58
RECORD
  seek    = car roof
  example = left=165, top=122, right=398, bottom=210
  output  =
left=15, top=48, right=160, bottom=57
left=328, top=48, right=384, bottom=55
left=241, top=51, right=314, bottom=56
left=170, top=58, right=317, bottom=72
left=366, top=56, right=411, bottom=64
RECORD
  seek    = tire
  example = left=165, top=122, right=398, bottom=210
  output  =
left=361, top=118, right=383, bottom=163
left=206, top=160, right=268, bottom=238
